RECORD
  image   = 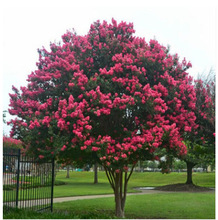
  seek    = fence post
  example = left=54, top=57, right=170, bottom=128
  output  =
left=51, top=157, right=55, bottom=212
left=16, top=149, right=21, bottom=208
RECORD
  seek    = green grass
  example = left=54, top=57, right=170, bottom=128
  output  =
left=54, top=171, right=114, bottom=197
left=53, top=171, right=215, bottom=197
left=129, top=171, right=215, bottom=188
left=3, top=171, right=215, bottom=201
left=4, top=192, right=215, bottom=219
left=4, top=172, right=215, bottom=219
left=5, top=176, right=65, bottom=190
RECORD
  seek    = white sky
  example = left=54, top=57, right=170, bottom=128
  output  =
left=1, top=0, right=217, bottom=136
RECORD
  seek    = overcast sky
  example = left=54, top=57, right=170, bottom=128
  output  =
left=1, top=0, right=217, bottom=136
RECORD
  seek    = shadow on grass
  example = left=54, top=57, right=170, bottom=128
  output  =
left=3, top=207, right=117, bottom=219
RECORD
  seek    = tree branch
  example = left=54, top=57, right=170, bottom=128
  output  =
left=120, top=170, right=123, bottom=200
left=127, top=163, right=137, bottom=182
left=104, top=166, right=115, bottom=191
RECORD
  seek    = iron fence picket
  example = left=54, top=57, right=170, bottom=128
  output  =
left=51, top=158, right=55, bottom=212
left=16, top=149, right=20, bottom=208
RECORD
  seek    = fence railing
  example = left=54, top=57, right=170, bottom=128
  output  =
left=3, top=147, right=55, bottom=212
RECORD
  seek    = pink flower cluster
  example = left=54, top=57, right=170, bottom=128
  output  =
left=3, top=136, right=22, bottom=148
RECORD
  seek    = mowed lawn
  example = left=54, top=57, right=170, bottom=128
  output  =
left=53, top=171, right=215, bottom=197
left=53, top=192, right=215, bottom=219
left=4, top=192, right=215, bottom=219
left=4, top=171, right=215, bottom=201
left=4, top=171, right=215, bottom=219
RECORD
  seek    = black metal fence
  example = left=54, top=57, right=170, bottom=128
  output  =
left=3, top=147, right=55, bottom=212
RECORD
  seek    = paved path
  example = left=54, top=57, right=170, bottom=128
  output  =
left=53, top=189, right=170, bottom=203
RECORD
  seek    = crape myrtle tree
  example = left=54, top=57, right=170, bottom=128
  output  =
left=8, top=19, right=197, bottom=217
left=183, top=70, right=215, bottom=184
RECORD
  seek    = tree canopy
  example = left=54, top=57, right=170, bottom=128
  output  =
left=182, top=70, right=215, bottom=183
left=8, top=19, right=199, bottom=217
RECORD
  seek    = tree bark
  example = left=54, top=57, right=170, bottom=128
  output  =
left=66, top=165, right=70, bottom=178
left=186, top=161, right=195, bottom=184
left=94, top=163, right=98, bottom=184
left=104, top=164, right=136, bottom=218
left=114, top=172, right=125, bottom=218
left=114, top=192, right=125, bottom=217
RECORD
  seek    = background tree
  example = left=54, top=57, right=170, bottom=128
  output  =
left=183, top=69, right=215, bottom=184
left=8, top=19, right=197, bottom=217
left=93, top=163, right=98, bottom=184
left=140, top=160, right=149, bottom=171
left=147, top=161, right=158, bottom=171
left=66, top=165, right=70, bottom=178
left=172, top=159, right=186, bottom=171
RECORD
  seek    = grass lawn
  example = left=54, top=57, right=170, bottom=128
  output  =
left=4, top=192, right=215, bottom=219
left=4, top=171, right=214, bottom=201
left=53, top=171, right=215, bottom=197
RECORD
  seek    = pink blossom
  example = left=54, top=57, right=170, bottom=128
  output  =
left=35, top=111, right=40, bottom=116
left=152, top=143, right=159, bottom=148
left=85, top=125, right=92, bottom=130
left=114, top=156, right=119, bottom=161
left=121, top=153, right=127, bottom=158
left=21, top=122, right=27, bottom=127
left=184, top=126, right=192, bottom=132
left=92, top=147, right=99, bottom=151
left=61, top=145, right=67, bottom=151
left=81, top=146, right=87, bottom=150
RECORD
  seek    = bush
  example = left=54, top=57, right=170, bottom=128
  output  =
left=3, top=136, right=23, bottom=149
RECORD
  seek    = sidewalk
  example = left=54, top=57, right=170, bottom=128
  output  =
left=53, top=189, right=172, bottom=203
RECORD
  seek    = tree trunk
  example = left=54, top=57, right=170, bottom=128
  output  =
left=114, top=172, right=125, bottom=218
left=94, top=163, right=98, bottom=184
left=66, top=165, right=70, bottom=178
left=114, top=192, right=125, bottom=218
left=104, top=164, right=136, bottom=218
left=186, top=162, right=195, bottom=184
